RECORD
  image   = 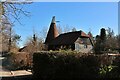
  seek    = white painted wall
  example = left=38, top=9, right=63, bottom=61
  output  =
left=75, top=43, right=93, bottom=53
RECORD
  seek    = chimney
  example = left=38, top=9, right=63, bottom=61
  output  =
left=45, top=16, right=59, bottom=44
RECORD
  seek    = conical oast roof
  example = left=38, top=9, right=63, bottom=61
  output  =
left=45, top=16, right=59, bottom=44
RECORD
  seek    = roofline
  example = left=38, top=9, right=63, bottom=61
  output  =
left=58, top=30, right=89, bottom=38
left=60, top=31, right=82, bottom=35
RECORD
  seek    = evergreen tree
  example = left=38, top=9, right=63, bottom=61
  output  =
left=100, top=28, right=106, bottom=51
left=100, top=28, right=106, bottom=41
left=94, top=28, right=106, bottom=54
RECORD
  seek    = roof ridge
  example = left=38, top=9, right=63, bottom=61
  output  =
left=60, top=31, right=82, bottom=35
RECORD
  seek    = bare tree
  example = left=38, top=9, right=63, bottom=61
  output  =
left=0, top=1, right=30, bottom=24
left=106, top=27, right=117, bottom=51
left=63, top=25, right=71, bottom=33
left=94, top=27, right=119, bottom=54
left=0, top=17, right=21, bottom=52
left=72, top=27, right=76, bottom=32
left=0, top=1, right=31, bottom=52
left=56, top=24, right=71, bottom=34
left=0, top=17, right=11, bottom=52
left=39, top=26, right=48, bottom=41
left=23, top=33, right=44, bottom=53
left=57, top=24, right=62, bottom=34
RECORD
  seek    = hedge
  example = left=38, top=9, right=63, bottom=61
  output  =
left=33, top=51, right=120, bottom=80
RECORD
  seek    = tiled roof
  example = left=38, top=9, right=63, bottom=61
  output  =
left=45, top=16, right=59, bottom=44
left=48, top=30, right=89, bottom=45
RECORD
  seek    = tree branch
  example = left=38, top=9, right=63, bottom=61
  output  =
left=2, top=2, right=31, bottom=25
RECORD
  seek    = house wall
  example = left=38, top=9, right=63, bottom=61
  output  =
left=75, top=37, right=93, bottom=53
left=48, top=44, right=75, bottom=51
left=75, top=43, right=93, bottom=53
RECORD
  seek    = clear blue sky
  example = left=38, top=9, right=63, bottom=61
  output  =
left=13, top=2, right=118, bottom=47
